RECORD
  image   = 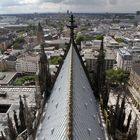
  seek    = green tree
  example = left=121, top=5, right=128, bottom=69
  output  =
left=76, top=33, right=85, bottom=45
left=12, top=37, right=25, bottom=49
left=115, top=38, right=124, bottom=43
left=49, top=56, right=62, bottom=65
left=14, top=37, right=25, bottom=44
left=14, top=76, right=35, bottom=86
left=106, top=68, right=129, bottom=85
left=84, top=35, right=95, bottom=41
left=95, top=35, right=104, bottom=40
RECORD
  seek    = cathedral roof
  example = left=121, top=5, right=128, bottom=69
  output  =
left=36, top=41, right=106, bottom=139
left=36, top=14, right=106, bottom=140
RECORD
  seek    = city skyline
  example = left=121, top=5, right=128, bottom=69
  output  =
left=0, top=0, right=140, bottom=14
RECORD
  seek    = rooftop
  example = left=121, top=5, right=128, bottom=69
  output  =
left=132, top=62, right=140, bottom=76
left=84, top=48, right=116, bottom=60
left=0, top=87, right=36, bottom=132
left=45, top=38, right=69, bottom=45
left=36, top=44, right=105, bottom=140
left=0, top=72, right=17, bottom=85
left=119, top=48, right=131, bottom=56
left=17, top=52, right=40, bottom=63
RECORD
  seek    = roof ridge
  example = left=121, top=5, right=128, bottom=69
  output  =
left=67, top=45, right=73, bottom=140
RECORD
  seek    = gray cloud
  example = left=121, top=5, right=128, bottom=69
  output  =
left=42, top=0, right=63, bottom=3
left=0, top=0, right=20, bottom=7
left=41, top=0, right=107, bottom=5
left=109, top=0, right=118, bottom=5
left=64, top=0, right=106, bottom=5
left=0, top=0, right=140, bottom=14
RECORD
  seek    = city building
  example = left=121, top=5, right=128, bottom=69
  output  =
left=5, top=55, right=17, bottom=71
left=0, top=72, right=17, bottom=85
left=117, top=48, right=132, bottom=71
left=1, top=12, right=140, bottom=140
left=117, top=46, right=140, bottom=71
left=0, top=87, right=36, bottom=134
left=104, top=36, right=123, bottom=48
left=81, top=40, right=102, bottom=50
left=127, top=46, right=140, bottom=61
left=0, top=58, right=7, bottom=71
left=0, top=41, right=7, bottom=52
left=129, top=62, right=140, bottom=111
left=16, top=53, right=39, bottom=73
left=0, top=53, right=17, bottom=72
left=0, top=37, right=12, bottom=52
left=84, top=48, right=116, bottom=75
left=45, top=38, right=69, bottom=49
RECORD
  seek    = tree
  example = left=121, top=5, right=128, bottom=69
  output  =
left=76, top=33, right=85, bottom=45
left=49, top=56, right=62, bottom=65
left=115, top=38, right=124, bottom=43
left=12, top=37, right=25, bottom=49
left=106, top=68, right=129, bottom=85
left=95, top=35, right=104, bottom=40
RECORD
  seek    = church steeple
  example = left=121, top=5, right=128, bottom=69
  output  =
left=38, top=44, right=51, bottom=96
left=95, top=37, right=106, bottom=99
left=37, top=22, right=43, bottom=32
left=37, top=22, right=45, bottom=44
left=19, top=95, right=26, bottom=132
left=7, top=113, right=17, bottom=139
left=40, top=44, right=48, bottom=63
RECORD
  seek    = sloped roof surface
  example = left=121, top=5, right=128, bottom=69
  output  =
left=36, top=44, right=105, bottom=140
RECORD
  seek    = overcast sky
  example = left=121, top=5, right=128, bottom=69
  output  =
left=0, top=0, right=140, bottom=14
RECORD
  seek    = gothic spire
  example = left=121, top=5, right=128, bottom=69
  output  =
left=120, top=94, right=126, bottom=114
left=100, top=38, right=104, bottom=55
left=95, top=36, right=105, bottom=99
left=126, top=110, right=132, bottom=132
left=1, top=131, right=6, bottom=140
left=7, top=113, right=17, bottom=139
left=40, top=44, right=48, bottom=64
left=102, top=81, right=109, bottom=109
left=98, top=37, right=105, bottom=69
left=115, top=93, right=121, bottom=114
left=128, top=116, right=137, bottom=139
left=19, top=95, right=26, bottom=132
left=37, top=22, right=45, bottom=44
left=13, top=110, right=20, bottom=134
left=67, top=14, right=77, bottom=42
left=38, top=43, right=51, bottom=96
left=37, top=22, right=43, bottom=32
left=23, top=95, right=33, bottom=135
left=118, top=94, right=126, bottom=129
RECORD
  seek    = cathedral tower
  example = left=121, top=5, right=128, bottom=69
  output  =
left=38, top=44, right=51, bottom=96
left=37, top=22, right=45, bottom=44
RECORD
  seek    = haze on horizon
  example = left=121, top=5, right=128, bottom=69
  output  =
left=0, top=0, right=139, bottom=14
